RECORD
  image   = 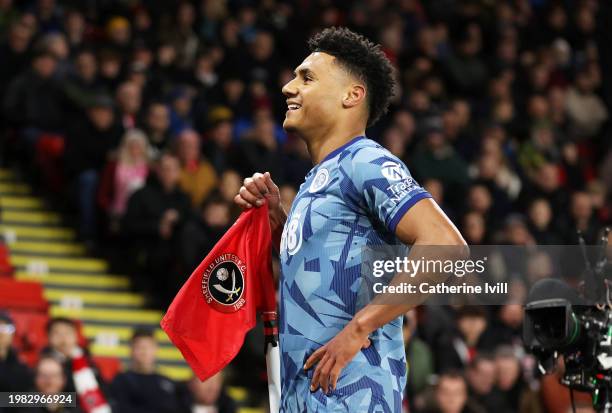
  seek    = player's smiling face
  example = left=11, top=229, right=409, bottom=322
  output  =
left=281, top=52, right=348, bottom=136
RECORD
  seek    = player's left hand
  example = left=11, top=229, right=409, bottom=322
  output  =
left=303, top=321, right=371, bottom=395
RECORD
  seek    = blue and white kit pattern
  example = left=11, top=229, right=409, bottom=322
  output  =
left=278, top=136, right=432, bottom=412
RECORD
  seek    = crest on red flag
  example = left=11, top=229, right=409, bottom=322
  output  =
left=201, top=254, right=246, bottom=313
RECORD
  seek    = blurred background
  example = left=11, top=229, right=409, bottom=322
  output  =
left=0, top=0, right=610, bottom=412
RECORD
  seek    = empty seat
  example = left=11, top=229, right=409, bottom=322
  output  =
left=0, top=278, right=48, bottom=312
left=92, top=356, right=122, bottom=383
left=8, top=310, right=50, bottom=367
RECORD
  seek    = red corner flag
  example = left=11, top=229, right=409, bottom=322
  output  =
left=161, top=203, right=277, bottom=381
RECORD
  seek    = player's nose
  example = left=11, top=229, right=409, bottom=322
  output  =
left=282, top=78, right=297, bottom=97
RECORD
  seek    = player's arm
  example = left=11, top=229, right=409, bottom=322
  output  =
left=233, top=172, right=287, bottom=252
left=305, top=198, right=467, bottom=394
left=352, top=198, right=466, bottom=331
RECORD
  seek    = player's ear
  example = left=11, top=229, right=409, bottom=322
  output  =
left=343, top=84, right=366, bottom=109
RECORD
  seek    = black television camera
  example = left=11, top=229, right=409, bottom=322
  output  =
left=523, top=229, right=612, bottom=412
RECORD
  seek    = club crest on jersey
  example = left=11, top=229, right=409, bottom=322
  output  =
left=309, top=168, right=330, bottom=193
left=381, top=161, right=409, bottom=182
left=201, top=254, right=246, bottom=313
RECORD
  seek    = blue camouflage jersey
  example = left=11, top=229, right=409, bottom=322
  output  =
left=279, top=136, right=432, bottom=412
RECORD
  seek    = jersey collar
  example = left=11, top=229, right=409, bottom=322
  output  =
left=320, top=135, right=366, bottom=164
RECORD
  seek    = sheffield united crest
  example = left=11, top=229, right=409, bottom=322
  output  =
left=201, top=254, right=246, bottom=313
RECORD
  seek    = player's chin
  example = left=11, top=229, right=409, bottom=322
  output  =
left=283, top=117, right=299, bottom=132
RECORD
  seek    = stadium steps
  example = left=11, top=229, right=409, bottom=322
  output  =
left=0, top=168, right=193, bottom=382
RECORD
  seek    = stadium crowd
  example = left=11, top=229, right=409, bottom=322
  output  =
left=0, top=0, right=611, bottom=412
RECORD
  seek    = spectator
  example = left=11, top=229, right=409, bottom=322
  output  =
left=487, top=305, right=524, bottom=350
left=241, top=31, right=281, bottom=90
left=189, top=47, right=220, bottom=92
left=20, top=354, right=81, bottom=413
left=163, top=2, right=199, bottom=70
left=218, top=169, right=243, bottom=219
left=97, top=128, right=151, bottom=230
left=203, top=115, right=235, bottom=175
left=64, top=95, right=123, bottom=244
left=403, top=310, right=434, bottom=411
left=176, top=129, right=217, bottom=208
left=466, top=185, right=493, bottom=221
left=3, top=50, right=63, bottom=151
left=382, top=126, right=409, bottom=160
left=187, top=372, right=237, bottom=413
left=168, top=86, right=196, bottom=135
left=503, top=214, right=535, bottom=246
left=586, top=180, right=611, bottom=224
left=518, top=162, right=569, bottom=219
left=41, top=318, right=108, bottom=412
left=32, top=0, right=63, bottom=33
left=494, top=346, right=531, bottom=412
left=38, top=32, right=70, bottom=78
left=115, top=81, right=142, bottom=129
left=0, top=22, right=33, bottom=99
left=435, top=307, right=490, bottom=373
left=63, top=9, right=87, bottom=49
left=471, top=145, right=518, bottom=219
left=214, top=76, right=250, bottom=119
left=122, top=153, right=191, bottom=306
left=424, top=371, right=485, bottom=413
left=0, top=312, right=33, bottom=392
left=98, top=49, right=123, bottom=92
left=565, top=68, right=608, bottom=139
left=461, top=212, right=487, bottom=245
left=465, top=355, right=505, bottom=411
left=235, top=110, right=285, bottom=184
left=63, top=50, right=103, bottom=115
left=179, top=193, right=231, bottom=277
left=105, top=16, right=131, bottom=60
left=411, top=126, right=469, bottom=204
left=443, top=23, right=489, bottom=97
left=526, top=198, right=562, bottom=244
left=143, top=101, right=172, bottom=158
left=0, top=1, right=20, bottom=36
left=563, top=191, right=600, bottom=244
left=111, top=329, right=186, bottom=413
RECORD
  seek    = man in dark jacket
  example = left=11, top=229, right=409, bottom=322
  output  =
left=2, top=49, right=64, bottom=170
left=110, top=329, right=187, bottom=413
left=3, top=50, right=63, bottom=134
left=63, top=95, right=123, bottom=244
left=122, top=153, right=191, bottom=307
left=0, top=312, right=33, bottom=393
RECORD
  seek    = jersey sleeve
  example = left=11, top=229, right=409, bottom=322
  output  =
left=341, top=146, right=432, bottom=234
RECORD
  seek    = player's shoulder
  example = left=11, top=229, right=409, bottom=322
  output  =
left=340, top=137, right=402, bottom=167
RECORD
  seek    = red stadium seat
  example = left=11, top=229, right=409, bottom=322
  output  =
left=0, top=278, right=48, bottom=312
left=92, top=356, right=122, bottom=383
left=0, top=242, right=13, bottom=277
left=8, top=310, right=50, bottom=367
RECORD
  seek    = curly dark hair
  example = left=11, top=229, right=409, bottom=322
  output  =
left=308, top=27, right=396, bottom=127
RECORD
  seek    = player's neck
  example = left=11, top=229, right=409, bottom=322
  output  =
left=307, top=126, right=366, bottom=165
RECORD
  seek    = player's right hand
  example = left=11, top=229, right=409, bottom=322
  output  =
left=234, top=171, right=281, bottom=212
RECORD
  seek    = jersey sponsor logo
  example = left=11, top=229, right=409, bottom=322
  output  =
left=387, top=178, right=418, bottom=206
left=381, top=161, right=409, bottom=182
left=201, top=254, right=246, bottom=312
left=309, top=168, right=330, bottom=193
